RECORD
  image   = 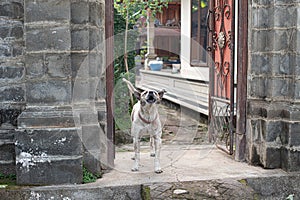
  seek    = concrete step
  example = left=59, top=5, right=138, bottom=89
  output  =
left=0, top=174, right=299, bottom=199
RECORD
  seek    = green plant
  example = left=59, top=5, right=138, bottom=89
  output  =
left=114, top=8, right=137, bottom=84
left=82, top=166, right=102, bottom=184
left=114, top=0, right=171, bottom=76
left=0, top=173, right=16, bottom=186
left=114, top=72, right=136, bottom=131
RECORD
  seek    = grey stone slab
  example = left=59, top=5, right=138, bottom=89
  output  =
left=71, top=52, right=89, bottom=79
left=89, top=28, right=104, bottom=51
left=15, top=128, right=82, bottom=156
left=71, top=28, right=89, bottom=50
left=248, top=76, right=270, bottom=99
left=251, top=30, right=274, bottom=52
left=72, top=79, right=91, bottom=102
left=281, top=148, right=300, bottom=172
left=25, top=79, right=72, bottom=104
left=271, top=53, right=295, bottom=76
left=24, top=0, right=70, bottom=22
left=261, top=145, right=282, bottom=169
left=273, top=29, right=296, bottom=52
left=282, top=106, right=300, bottom=121
left=270, top=77, right=294, bottom=99
left=295, top=79, right=300, bottom=100
left=252, top=6, right=274, bottom=28
left=25, top=25, right=71, bottom=51
left=79, top=112, right=99, bottom=125
left=283, top=122, right=300, bottom=146
left=0, top=144, right=15, bottom=161
left=15, top=128, right=83, bottom=185
left=250, top=53, right=271, bottom=74
left=18, top=108, right=76, bottom=129
left=0, top=20, right=23, bottom=39
left=83, top=150, right=101, bottom=175
left=0, top=85, right=25, bottom=102
left=88, top=52, right=103, bottom=77
left=16, top=158, right=83, bottom=185
left=246, top=175, right=300, bottom=199
left=0, top=185, right=142, bottom=200
left=71, top=1, right=89, bottom=24
left=0, top=65, right=24, bottom=80
left=0, top=1, right=24, bottom=19
left=89, top=1, right=104, bottom=28
left=264, top=120, right=283, bottom=143
left=25, top=53, right=46, bottom=79
left=274, top=5, right=297, bottom=27
left=251, top=0, right=273, bottom=6
left=45, top=53, right=71, bottom=78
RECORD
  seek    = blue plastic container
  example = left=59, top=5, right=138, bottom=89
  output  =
left=149, top=60, right=163, bottom=71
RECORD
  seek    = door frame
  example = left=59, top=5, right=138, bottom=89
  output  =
left=105, top=0, right=115, bottom=167
left=235, top=0, right=248, bottom=161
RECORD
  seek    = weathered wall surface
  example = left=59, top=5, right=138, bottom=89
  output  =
left=0, top=0, right=25, bottom=175
left=247, top=0, right=300, bottom=171
left=0, top=0, right=107, bottom=185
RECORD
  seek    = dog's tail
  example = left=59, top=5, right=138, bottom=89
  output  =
left=122, top=78, right=138, bottom=94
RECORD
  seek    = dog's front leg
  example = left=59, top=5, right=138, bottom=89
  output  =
left=154, top=135, right=162, bottom=173
left=150, top=137, right=155, bottom=157
left=132, top=136, right=140, bottom=172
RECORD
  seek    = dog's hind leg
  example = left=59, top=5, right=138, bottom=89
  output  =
left=154, top=135, right=163, bottom=173
left=132, top=136, right=140, bottom=172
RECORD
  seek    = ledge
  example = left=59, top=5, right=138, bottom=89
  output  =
left=136, top=69, right=209, bottom=115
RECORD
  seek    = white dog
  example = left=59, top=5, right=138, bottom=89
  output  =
left=123, top=78, right=165, bottom=173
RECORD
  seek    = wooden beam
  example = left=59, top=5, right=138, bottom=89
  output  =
left=105, top=0, right=115, bottom=167
left=235, top=0, right=248, bottom=161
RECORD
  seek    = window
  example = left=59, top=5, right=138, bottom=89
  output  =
left=190, top=0, right=208, bottom=66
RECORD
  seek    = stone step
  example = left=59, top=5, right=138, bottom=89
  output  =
left=18, top=106, right=76, bottom=129
left=0, top=130, right=16, bottom=175
left=14, top=128, right=83, bottom=185
left=0, top=175, right=299, bottom=199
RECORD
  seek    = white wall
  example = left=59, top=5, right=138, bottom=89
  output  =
left=180, top=0, right=210, bottom=82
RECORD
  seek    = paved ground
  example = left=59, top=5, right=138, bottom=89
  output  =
left=1, top=104, right=299, bottom=199
left=100, top=104, right=286, bottom=187
left=97, top=144, right=286, bottom=187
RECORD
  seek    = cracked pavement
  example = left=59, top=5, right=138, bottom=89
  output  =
left=97, top=144, right=286, bottom=188
left=97, top=104, right=285, bottom=188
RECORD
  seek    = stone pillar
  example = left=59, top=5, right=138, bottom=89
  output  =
left=15, top=0, right=107, bottom=185
left=0, top=0, right=25, bottom=175
left=247, top=0, right=300, bottom=171
left=70, top=0, right=107, bottom=174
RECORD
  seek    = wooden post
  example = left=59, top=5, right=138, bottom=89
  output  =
left=105, top=0, right=115, bottom=167
left=235, top=0, right=248, bottom=162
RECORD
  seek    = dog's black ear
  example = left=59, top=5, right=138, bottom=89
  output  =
left=134, top=91, right=141, bottom=100
left=158, top=89, right=166, bottom=99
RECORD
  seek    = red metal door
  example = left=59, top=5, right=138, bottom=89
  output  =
left=208, top=0, right=235, bottom=155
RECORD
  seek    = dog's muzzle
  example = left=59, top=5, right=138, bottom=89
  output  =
left=146, top=91, right=157, bottom=104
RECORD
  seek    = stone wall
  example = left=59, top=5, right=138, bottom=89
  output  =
left=0, top=0, right=107, bottom=185
left=247, top=0, right=300, bottom=171
left=0, top=0, right=25, bottom=175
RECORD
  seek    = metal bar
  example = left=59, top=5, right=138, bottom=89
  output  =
left=211, top=96, right=231, bottom=104
left=105, top=0, right=115, bottom=167
left=216, top=143, right=231, bottom=155
left=229, top=0, right=235, bottom=155
left=208, top=0, right=216, bottom=142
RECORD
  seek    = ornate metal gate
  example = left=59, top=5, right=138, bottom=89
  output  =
left=208, top=0, right=235, bottom=155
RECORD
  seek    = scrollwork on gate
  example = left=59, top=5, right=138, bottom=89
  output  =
left=208, top=0, right=235, bottom=155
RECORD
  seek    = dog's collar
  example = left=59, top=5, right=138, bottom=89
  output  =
left=138, top=112, right=157, bottom=124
